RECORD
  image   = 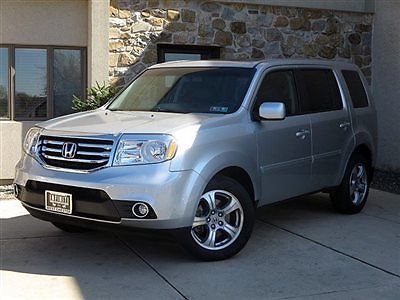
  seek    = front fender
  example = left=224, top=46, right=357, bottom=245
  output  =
left=169, top=119, right=260, bottom=202
left=192, top=151, right=261, bottom=202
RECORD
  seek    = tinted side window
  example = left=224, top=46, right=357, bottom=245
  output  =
left=296, top=69, right=343, bottom=113
left=342, top=70, right=369, bottom=108
left=254, top=70, right=298, bottom=116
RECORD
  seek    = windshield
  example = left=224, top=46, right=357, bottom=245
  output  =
left=108, top=67, right=255, bottom=114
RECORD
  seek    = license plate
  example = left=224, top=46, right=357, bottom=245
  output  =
left=45, top=190, right=72, bottom=214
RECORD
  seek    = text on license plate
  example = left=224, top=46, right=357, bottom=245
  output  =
left=45, top=190, right=72, bottom=214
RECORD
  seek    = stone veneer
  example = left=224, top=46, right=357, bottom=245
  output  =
left=109, top=0, right=373, bottom=87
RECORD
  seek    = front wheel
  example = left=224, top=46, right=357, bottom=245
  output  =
left=177, top=176, right=255, bottom=261
left=330, top=154, right=371, bottom=214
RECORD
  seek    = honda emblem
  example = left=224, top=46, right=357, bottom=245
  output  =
left=61, top=142, right=77, bottom=159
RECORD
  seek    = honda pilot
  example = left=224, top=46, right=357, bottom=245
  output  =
left=14, top=59, right=377, bottom=260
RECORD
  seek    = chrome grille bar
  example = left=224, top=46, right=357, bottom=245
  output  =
left=77, top=143, right=113, bottom=150
left=41, top=153, right=109, bottom=164
left=76, top=151, right=110, bottom=157
left=43, top=140, right=64, bottom=146
left=41, top=146, right=62, bottom=153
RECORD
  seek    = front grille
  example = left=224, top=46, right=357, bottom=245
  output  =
left=38, top=135, right=114, bottom=171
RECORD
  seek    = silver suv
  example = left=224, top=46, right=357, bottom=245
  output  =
left=14, top=59, right=377, bottom=260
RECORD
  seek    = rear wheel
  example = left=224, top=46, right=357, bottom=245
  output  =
left=178, top=176, right=255, bottom=261
left=330, top=154, right=371, bottom=214
left=52, top=222, right=89, bottom=233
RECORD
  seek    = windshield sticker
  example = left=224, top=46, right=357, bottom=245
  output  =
left=210, top=106, right=229, bottom=113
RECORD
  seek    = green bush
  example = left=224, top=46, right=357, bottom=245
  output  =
left=72, top=82, right=118, bottom=112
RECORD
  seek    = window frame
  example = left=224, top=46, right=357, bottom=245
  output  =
left=341, top=69, right=370, bottom=109
left=0, top=44, right=87, bottom=121
left=157, top=44, right=220, bottom=63
left=250, top=65, right=348, bottom=121
left=294, top=67, right=345, bottom=115
left=252, top=69, right=300, bottom=120
left=251, top=66, right=301, bottom=121
left=0, top=45, right=11, bottom=120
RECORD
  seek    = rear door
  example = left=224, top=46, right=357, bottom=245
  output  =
left=295, top=68, right=354, bottom=190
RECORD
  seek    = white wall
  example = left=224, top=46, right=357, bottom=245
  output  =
left=0, top=0, right=88, bottom=46
left=88, top=0, right=110, bottom=86
left=372, top=0, right=400, bottom=172
left=0, top=121, right=36, bottom=180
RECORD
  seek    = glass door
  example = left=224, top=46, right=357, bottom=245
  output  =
left=53, top=49, right=84, bottom=117
left=0, top=47, right=9, bottom=118
left=14, top=48, right=48, bottom=119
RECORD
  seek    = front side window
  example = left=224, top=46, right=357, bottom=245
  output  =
left=296, top=69, right=343, bottom=114
left=254, top=70, right=298, bottom=116
left=0, top=48, right=9, bottom=118
left=108, top=67, right=255, bottom=114
left=342, top=70, right=369, bottom=108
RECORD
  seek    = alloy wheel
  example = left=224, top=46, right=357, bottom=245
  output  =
left=349, top=163, right=368, bottom=205
left=191, top=190, right=244, bottom=251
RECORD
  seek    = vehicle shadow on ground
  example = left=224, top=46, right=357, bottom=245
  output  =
left=1, top=194, right=356, bottom=299
left=1, top=193, right=337, bottom=265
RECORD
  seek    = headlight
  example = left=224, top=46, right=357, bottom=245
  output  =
left=113, top=135, right=177, bottom=166
left=23, top=127, right=42, bottom=156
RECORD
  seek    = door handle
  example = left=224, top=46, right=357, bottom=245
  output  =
left=339, top=122, right=351, bottom=130
left=296, top=129, right=310, bottom=139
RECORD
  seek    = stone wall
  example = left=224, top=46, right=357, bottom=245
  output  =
left=108, top=0, right=373, bottom=87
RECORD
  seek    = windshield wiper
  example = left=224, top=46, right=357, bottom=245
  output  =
left=151, top=107, right=187, bottom=113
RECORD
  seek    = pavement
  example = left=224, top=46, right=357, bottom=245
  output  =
left=1, top=189, right=399, bottom=300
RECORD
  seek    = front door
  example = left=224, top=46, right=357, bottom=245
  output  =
left=253, top=69, right=312, bottom=205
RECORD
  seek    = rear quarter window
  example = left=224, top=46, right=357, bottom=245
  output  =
left=341, top=70, right=369, bottom=108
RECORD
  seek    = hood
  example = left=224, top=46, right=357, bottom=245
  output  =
left=38, top=110, right=216, bottom=136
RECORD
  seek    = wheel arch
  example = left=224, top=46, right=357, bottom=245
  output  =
left=353, top=144, right=373, bottom=164
left=212, top=166, right=256, bottom=205
left=340, top=142, right=374, bottom=184
left=194, top=152, right=260, bottom=205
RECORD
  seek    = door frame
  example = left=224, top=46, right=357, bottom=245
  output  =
left=249, top=65, right=313, bottom=204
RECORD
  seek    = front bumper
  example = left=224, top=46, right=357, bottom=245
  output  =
left=14, top=154, right=206, bottom=229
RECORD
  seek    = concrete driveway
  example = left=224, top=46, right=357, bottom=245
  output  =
left=1, top=189, right=399, bottom=299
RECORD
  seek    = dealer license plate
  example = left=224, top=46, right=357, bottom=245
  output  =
left=45, top=190, right=72, bottom=214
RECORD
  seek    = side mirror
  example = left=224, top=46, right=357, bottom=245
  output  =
left=259, top=102, right=286, bottom=120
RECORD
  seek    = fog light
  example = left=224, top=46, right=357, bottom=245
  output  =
left=132, top=202, right=149, bottom=218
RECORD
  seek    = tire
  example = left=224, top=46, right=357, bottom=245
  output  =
left=52, top=222, right=90, bottom=233
left=330, top=153, right=371, bottom=214
left=176, top=176, right=255, bottom=261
